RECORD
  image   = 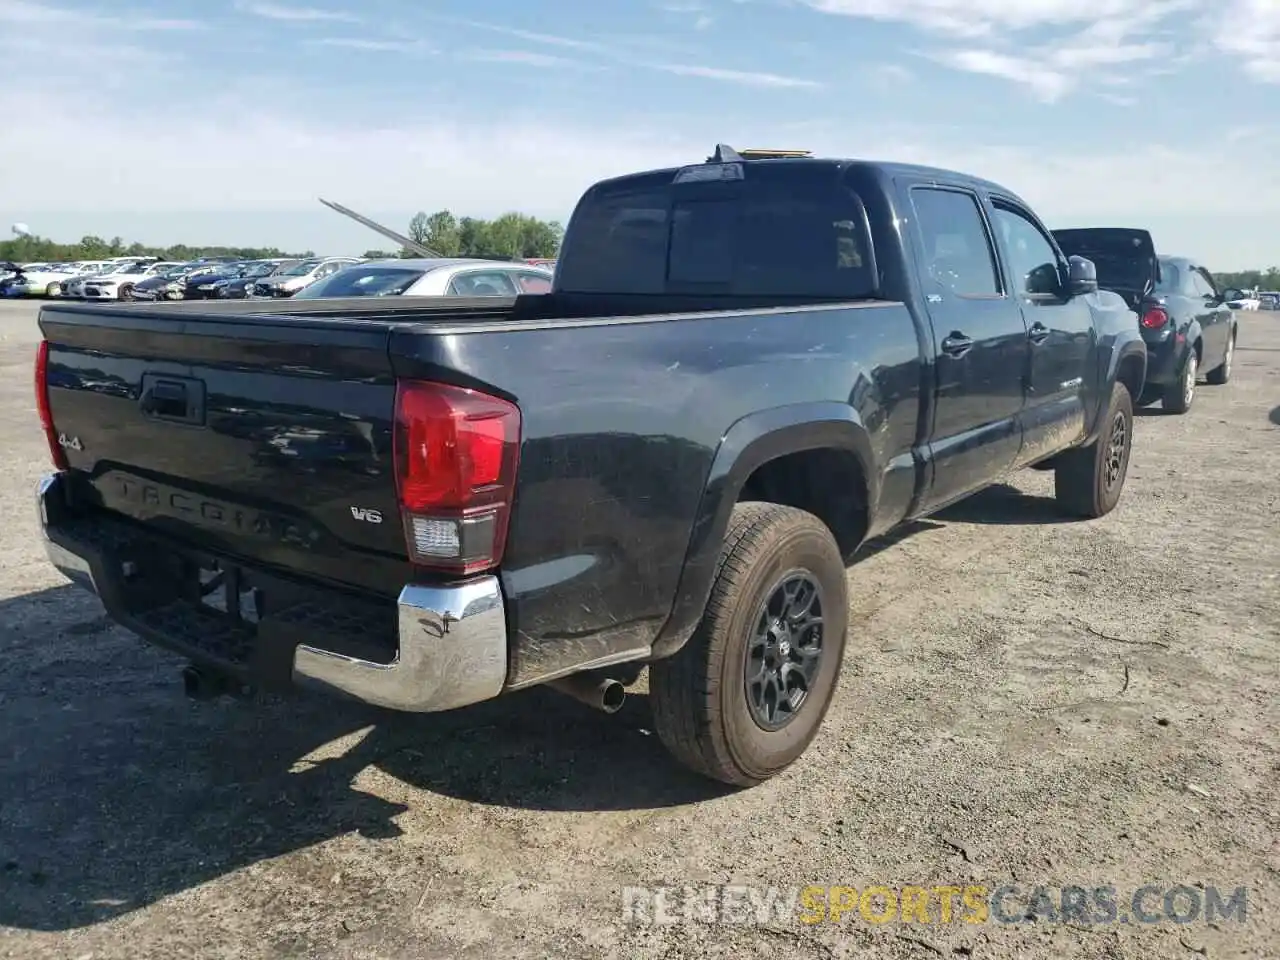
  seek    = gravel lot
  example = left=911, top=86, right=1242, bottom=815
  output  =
left=0, top=298, right=1277, bottom=960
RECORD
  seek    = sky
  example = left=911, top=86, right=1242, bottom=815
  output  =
left=1, top=0, right=1277, bottom=269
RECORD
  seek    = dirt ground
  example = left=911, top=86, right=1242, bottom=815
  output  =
left=0, top=299, right=1276, bottom=960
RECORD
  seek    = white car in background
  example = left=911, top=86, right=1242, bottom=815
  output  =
left=80, top=261, right=183, bottom=301
left=60, top=261, right=129, bottom=298
left=12, top=262, right=85, bottom=297
left=290, top=258, right=555, bottom=300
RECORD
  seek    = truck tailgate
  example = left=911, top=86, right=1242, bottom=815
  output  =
left=39, top=304, right=409, bottom=596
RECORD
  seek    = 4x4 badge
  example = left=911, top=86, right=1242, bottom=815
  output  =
left=57, top=433, right=83, bottom=451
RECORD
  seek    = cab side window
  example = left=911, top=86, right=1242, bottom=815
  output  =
left=910, top=187, right=1001, bottom=297
left=990, top=202, right=1062, bottom=298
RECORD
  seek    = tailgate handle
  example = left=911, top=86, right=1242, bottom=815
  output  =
left=140, top=374, right=205, bottom=425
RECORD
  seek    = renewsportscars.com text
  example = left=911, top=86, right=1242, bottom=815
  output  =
left=621, top=884, right=1249, bottom=927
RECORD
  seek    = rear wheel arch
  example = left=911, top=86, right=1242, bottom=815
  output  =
left=1115, top=353, right=1144, bottom=410
left=650, top=405, right=874, bottom=660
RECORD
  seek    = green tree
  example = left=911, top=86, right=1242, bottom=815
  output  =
left=408, top=212, right=430, bottom=247
left=423, top=210, right=461, bottom=256
left=456, top=217, right=491, bottom=257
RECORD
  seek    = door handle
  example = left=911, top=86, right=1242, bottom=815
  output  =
left=1028, top=322, right=1050, bottom=344
left=940, top=332, right=974, bottom=357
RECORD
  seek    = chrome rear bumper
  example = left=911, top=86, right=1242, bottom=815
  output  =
left=292, top=580, right=507, bottom=712
left=36, top=471, right=508, bottom=713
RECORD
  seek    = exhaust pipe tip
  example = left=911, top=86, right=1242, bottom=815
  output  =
left=182, top=664, right=250, bottom=701
left=598, top=679, right=626, bottom=714
left=182, top=664, right=212, bottom=699
left=547, top=673, right=627, bottom=714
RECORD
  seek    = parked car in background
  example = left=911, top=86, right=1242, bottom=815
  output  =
left=10, top=262, right=84, bottom=297
left=1258, top=291, right=1278, bottom=310
left=180, top=260, right=263, bottom=300
left=1054, top=228, right=1236, bottom=414
left=0, top=262, right=25, bottom=297
left=290, top=258, right=554, bottom=300
left=81, top=261, right=183, bottom=301
left=60, top=261, right=125, bottom=298
left=215, top=259, right=300, bottom=299
left=248, top=257, right=361, bottom=297
left=33, top=146, right=1146, bottom=787
left=129, top=262, right=209, bottom=301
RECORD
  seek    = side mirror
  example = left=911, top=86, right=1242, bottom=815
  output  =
left=1221, top=288, right=1244, bottom=302
left=1067, top=255, right=1098, bottom=296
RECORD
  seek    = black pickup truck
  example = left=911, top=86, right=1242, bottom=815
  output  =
left=34, top=146, right=1146, bottom=787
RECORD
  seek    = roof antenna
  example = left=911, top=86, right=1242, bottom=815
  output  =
left=707, top=143, right=744, bottom=164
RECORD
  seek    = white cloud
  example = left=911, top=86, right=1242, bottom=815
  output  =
left=233, top=1, right=360, bottom=22
left=802, top=0, right=1223, bottom=98
left=0, top=0, right=203, bottom=29
left=1213, top=0, right=1280, bottom=82
left=798, top=0, right=1184, bottom=36
left=439, top=17, right=610, bottom=53
left=928, top=31, right=1171, bottom=101
left=458, top=49, right=599, bottom=69
left=650, top=63, right=823, bottom=87
left=306, top=37, right=433, bottom=53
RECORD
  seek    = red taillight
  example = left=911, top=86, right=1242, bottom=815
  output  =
left=393, top=380, right=520, bottom=575
left=1140, top=306, right=1169, bottom=330
left=34, top=340, right=68, bottom=470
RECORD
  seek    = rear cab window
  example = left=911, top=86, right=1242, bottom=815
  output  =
left=554, top=162, right=877, bottom=298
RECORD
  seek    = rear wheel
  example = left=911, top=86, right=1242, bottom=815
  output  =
left=118, top=284, right=134, bottom=302
left=1054, top=380, right=1134, bottom=519
left=1162, top=346, right=1196, bottom=414
left=45, top=282, right=60, bottom=297
left=649, top=502, right=848, bottom=787
left=1206, top=330, right=1235, bottom=385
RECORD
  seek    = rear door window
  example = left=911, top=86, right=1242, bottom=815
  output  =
left=910, top=188, right=1001, bottom=297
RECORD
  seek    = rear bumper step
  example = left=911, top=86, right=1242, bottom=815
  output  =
left=35, top=471, right=508, bottom=713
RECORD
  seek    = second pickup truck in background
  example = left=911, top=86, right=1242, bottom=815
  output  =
left=34, top=145, right=1146, bottom=787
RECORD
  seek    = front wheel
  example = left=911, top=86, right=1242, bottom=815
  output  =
left=1054, top=380, right=1134, bottom=519
left=45, top=282, right=61, bottom=297
left=648, top=502, right=848, bottom=787
left=117, top=284, right=134, bottom=301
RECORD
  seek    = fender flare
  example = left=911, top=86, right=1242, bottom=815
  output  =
left=1086, top=336, right=1147, bottom=445
left=649, top=402, right=875, bottom=659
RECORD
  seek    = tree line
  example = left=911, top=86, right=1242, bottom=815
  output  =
left=404, top=210, right=562, bottom=259
left=1215, top=267, right=1280, bottom=291
left=0, top=234, right=313, bottom=263
left=0, top=208, right=564, bottom=265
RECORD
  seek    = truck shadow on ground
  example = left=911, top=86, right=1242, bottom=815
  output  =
left=931, top=482, right=1076, bottom=526
left=1269, top=404, right=1280, bottom=427
left=0, top=585, right=729, bottom=933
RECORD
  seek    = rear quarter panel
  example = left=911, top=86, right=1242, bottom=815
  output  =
left=389, top=303, right=923, bottom=687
